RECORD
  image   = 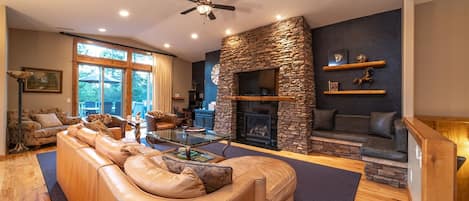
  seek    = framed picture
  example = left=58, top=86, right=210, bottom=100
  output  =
left=328, top=49, right=348, bottom=66
left=328, top=80, right=339, bottom=91
left=22, top=67, right=63, bottom=93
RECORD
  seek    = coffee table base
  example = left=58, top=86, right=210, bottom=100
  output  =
left=164, top=148, right=225, bottom=163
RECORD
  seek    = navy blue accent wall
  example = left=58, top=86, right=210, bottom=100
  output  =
left=312, top=9, right=402, bottom=116
left=204, top=50, right=220, bottom=107
left=192, top=60, right=205, bottom=93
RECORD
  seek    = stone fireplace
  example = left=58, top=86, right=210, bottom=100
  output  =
left=214, top=16, right=315, bottom=154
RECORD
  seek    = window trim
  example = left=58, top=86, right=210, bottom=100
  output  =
left=72, top=38, right=153, bottom=116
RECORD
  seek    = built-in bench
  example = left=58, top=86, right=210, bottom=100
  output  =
left=310, top=112, right=408, bottom=188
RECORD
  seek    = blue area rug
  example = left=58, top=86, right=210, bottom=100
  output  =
left=37, top=139, right=361, bottom=201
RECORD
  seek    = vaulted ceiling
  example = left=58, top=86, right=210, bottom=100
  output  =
left=1, top=0, right=403, bottom=62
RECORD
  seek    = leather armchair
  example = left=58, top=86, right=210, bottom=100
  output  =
left=83, top=114, right=127, bottom=139
left=145, top=112, right=177, bottom=131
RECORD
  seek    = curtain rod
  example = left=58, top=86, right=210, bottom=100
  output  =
left=59, top=32, right=177, bottom=58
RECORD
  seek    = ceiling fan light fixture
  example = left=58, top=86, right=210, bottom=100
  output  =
left=197, top=5, right=212, bottom=14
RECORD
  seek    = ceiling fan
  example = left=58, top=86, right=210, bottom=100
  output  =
left=180, top=0, right=236, bottom=20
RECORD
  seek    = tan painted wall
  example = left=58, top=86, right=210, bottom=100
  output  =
left=172, top=58, right=192, bottom=110
left=7, top=29, right=192, bottom=116
left=415, top=0, right=469, bottom=117
left=0, top=5, right=8, bottom=156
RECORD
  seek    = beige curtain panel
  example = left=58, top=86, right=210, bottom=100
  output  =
left=152, top=54, right=173, bottom=113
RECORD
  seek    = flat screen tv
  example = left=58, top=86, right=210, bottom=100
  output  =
left=237, top=69, right=278, bottom=96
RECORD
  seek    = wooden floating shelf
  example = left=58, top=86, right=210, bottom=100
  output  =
left=323, top=60, right=386, bottom=71
left=172, top=97, right=185, bottom=101
left=224, top=96, right=296, bottom=102
left=323, top=90, right=386, bottom=95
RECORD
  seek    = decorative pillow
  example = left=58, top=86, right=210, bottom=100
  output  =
left=313, top=109, right=336, bottom=130
left=124, top=155, right=206, bottom=198
left=84, top=120, right=113, bottom=137
left=148, top=110, right=166, bottom=120
left=369, top=112, right=396, bottom=139
left=32, top=113, right=63, bottom=128
left=162, top=155, right=233, bottom=193
left=75, top=127, right=98, bottom=147
left=67, top=123, right=84, bottom=137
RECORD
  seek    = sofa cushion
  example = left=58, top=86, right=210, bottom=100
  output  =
left=361, top=138, right=407, bottom=162
left=94, top=134, right=143, bottom=168
left=75, top=127, right=98, bottom=147
left=124, top=155, right=206, bottom=199
left=156, top=122, right=176, bottom=130
left=32, top=113, right=63, bottom=128
left=163, top=155, right=233, bottom=193
left=84, top=120, right=113, bottom=137
left=67, top=124, right=83, bottom=137
left=32, top=125, right=69, bottom=138
left=369, top=112, right=396, bottom=139
left=335, top=115, right=370, bottom=134
left=313, top=109, right=336, bottom=130
left=312, top=130, right=370, bottom=143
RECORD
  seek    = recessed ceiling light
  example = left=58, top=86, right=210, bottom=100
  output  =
left=98, top=28, right=107, bottom=32
left=276, top=15, right=283, bottom=21
left=225, top=29, right=232, bottom=35
left=119, top=10, right=130, bottom=17
left=191, top=33, right=198, bottom=39
left=164, top=43, right=171, bottom=48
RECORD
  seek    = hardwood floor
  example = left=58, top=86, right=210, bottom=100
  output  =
left=0, top=142, right=409, bottom=201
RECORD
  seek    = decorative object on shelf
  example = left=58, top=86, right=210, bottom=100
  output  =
left=353, top=67, right=374, bottom=87
left=22, top=67, right=62, bottom=93
left=328, top=80, right=340, bottom=91
left=7, top=70, right=34, bottom=153
left=328, top=49, right=348, bottom=66
left=211, top=63, right=220, bottom=85
left=356, top=54, right=368, bottom=63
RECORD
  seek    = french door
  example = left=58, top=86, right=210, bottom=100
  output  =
left=132, top=70, right=153, bottom=119
left=78, top=64, right=124, bottom=116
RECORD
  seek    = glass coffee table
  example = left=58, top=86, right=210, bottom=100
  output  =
left=146, top=128, right=231, bottom=162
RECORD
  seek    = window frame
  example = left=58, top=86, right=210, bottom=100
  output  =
left=72, top=38, right=153, bottom=116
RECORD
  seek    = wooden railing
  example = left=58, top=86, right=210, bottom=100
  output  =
left=416, top=116, right=469, bottom=201
left=404, top=118, right=457, bottom=201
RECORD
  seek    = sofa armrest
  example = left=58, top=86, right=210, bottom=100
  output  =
left=21, top=121, right=42, bottom=131
left=163, top=113, right=177, bottom=125
left=64, top=116, right=82, bottom=125
left=394, top=119, right=408, bottom=153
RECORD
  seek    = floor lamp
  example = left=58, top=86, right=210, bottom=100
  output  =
left=7, top=70, right=33, bottom=153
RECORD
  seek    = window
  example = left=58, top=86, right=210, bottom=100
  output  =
left=132, top=52, right=154, bottom=65
left=73, top=38, right=154, bottom=117
left=77, top=42, right=127, bottom=61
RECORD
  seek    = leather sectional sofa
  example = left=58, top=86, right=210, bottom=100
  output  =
left=57, top=127, right=296, bottom=201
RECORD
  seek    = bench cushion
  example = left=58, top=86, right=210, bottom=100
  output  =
left=312, top=130, right=370, bottom=143
left=361, top=138, right=407, bottom=162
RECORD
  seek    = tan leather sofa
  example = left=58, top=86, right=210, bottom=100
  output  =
left=57, top=128, right=296, bottom=201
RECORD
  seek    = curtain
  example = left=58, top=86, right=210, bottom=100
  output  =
left=152, top=54, right=173, bottom=113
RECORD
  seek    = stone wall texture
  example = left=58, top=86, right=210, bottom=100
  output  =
left=215, top=16, right=315, bottom=154
left=365, top=161, right=407, bottom=188
left=311, top=140, right=362, bottom=160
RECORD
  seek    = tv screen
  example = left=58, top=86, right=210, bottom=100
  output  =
left=238, top=69, right=278, bottom=96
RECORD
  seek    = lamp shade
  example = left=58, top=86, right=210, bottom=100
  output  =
left=7, top=70, right=34, bottom=79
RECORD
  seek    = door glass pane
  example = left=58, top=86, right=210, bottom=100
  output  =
left=77, top=42, right=127, bottom=61
left=132, top=71, right=153, bottom=119
left=78, top=64, right=102, bottom=116
left=103, top=68, right=124, bottom=116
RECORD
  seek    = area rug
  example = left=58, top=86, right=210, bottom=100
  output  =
left=37, top=140, right=361, bottom=201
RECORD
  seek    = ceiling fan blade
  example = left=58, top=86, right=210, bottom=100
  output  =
left=212, top=4, right=236, bottom=11
left=180, top=7, right=197, bottom=15
left=208, top=11, right=216, bottom=20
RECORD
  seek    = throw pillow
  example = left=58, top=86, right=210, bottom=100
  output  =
left=67, top=123, right=84, bottom=137
left=313, top=109, right=336, bottom=130
left=162, top=155, right=233, bottom=193
left=87, top=114, right=113, bottom=125
left=148, top=110, right=165, bottom=120
left=84, top=120, right=113, bottom=137
left=369, top=112, right=396, bottom=139
left=32, top=113, right=63, bottom=128
left=124, top=155, right=206, bottom=198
